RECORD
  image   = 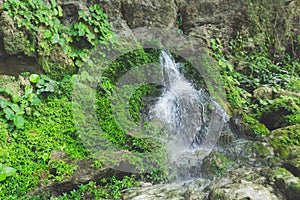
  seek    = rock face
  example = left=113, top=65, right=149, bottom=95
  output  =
left=179, top=0, right=248, bottom=46
left=0, top=0, right=299, bottom=75
left=121, top=0, right=177, bottom=29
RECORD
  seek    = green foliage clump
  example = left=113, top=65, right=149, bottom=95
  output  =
left=96, top=49, right=161, bottom=152
left=210, top=36, right=299, bottom=135
left=0, top=86, right=40, bottom=130
left=3, top=0, right=113, bottom=79
left=0, top=91, right=88, bottom=199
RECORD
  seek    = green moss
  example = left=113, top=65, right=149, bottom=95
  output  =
left=202, top=152, right=232, bottom=179
left=0, top=96, right=89, bottom=199
left=243, top=114, right=270, bottom=136
left=269, top=124, right=300, bottom=159
left=246, top=142, right=271, bottom=158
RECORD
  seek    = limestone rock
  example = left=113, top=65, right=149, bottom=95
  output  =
left=262, top=167, right=300, bottom=200
left=209, top=183, right=276, bottom=200
left=208, top=167, right=281, bottom=200
left=122, top=182, right=205, bottom=200
left=180, top=0, right=249, bottom=46
left=121, top=0, right=177, bottom=29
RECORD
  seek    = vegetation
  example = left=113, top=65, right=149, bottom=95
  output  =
left=2, top=0, right=112, bottom=79
left=210, top=36, right=299, bottom=137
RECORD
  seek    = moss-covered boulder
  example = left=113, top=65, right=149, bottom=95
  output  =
left=257, top=96, right=300, bottom=130
left=230, top=113, right=269, bottom=138
left=208, top=167, right=280, bottom=199
left=201, top=151, right=232, bottom=179
left=268, top=125, right=300, bottom=160
left=262, top=167, right=300, bottom=200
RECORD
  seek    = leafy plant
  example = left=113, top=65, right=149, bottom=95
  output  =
left=0, top=85, right=41, bottom=130
left=0, top=163, right=16, bottom=182
left=30, top=74, right=57, bottom=95
left=3, top=0, right=113, bottom=79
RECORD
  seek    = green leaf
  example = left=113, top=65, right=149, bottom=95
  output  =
left=58, top=6, right=63, bottom=17
left=43, top=30, right=52, bottom=39
left=37, top=79, right=45, bottom=88
left=30, top=95, right=41, bottom=106
left=29, top=74, right=41, bottom=83
left=0, top=99, right=8, bottom=108
left=75, top=59, right=84, bottom=67
left=13, top=115, right=25, bottom=129
left=40, top=74, right=52, bottom=81
left=50, top=0, right=57, bottom=8
left=4, top=107, right=14, bottom=120
left=10, top=104, right=23, bottom=114
left=3, top=166, right=16, bottom=177
left=51, top=34, right=60, bottom=44
left=45, top=83, right=55, bottom=92
left=0, top=173, right=6, bottom=182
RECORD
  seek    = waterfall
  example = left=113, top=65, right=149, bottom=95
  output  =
left=149, top=51, right=227, bottom=180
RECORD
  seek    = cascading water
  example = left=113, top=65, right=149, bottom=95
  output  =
left=149, top=51, right=228, bottom=180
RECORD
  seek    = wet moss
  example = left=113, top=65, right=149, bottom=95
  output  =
left=202, top=152, right=232, bottom=179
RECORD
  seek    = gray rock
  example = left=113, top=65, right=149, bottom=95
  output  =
left=209, top=183, right=276, bottom=200
left=122, top=181, right=206, bottom=200
left=208, top=168, right=281, bottom=200
left=262, top=167, right=300, bottom=200
left=121, top=0, right=177, bottom=29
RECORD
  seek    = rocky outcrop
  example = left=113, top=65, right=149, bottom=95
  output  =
left=0, top=0, right=299, bottom=75
left=27, top=158, right=134, bottom=197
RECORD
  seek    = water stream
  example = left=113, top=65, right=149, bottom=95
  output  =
left=149, top=51, right=228, bottom=180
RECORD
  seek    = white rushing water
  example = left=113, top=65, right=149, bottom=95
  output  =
left=149, top=51, right=227, bottom=180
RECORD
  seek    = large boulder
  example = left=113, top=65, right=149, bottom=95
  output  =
left=207, top=167, right=281, bottom=200
left=262, top=167, right=300, bottom=200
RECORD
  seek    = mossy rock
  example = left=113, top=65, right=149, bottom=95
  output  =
left=243, top=141, right=275, bottom=167
left=0, top=12, right=28, bottom=55
left=209, top=183, right=274, bottom=200
left=246, top=142, right=272, bottom=158
left=289, top=181, right=300, bottom=200
left=38, top=57, right=77, bottom=80
left=262, top=167, right=300, bottom=200
left=231, top=114, right=269, bottom=138
left=268, top=124, right=300, bottom=160
left=201, top=151, right=232, bottom=179
left=257, top=96, right=300, bottom=130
